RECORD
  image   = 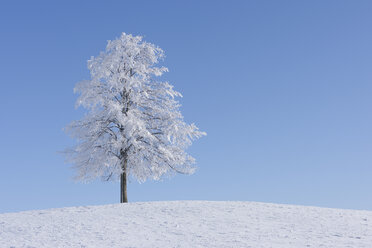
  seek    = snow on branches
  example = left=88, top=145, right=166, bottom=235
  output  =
left=65, top=33, right=206, bottom=183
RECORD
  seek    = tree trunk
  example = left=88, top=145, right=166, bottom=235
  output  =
left=120, top=158, right=128, bottom=203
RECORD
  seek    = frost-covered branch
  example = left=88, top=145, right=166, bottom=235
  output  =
left=65, top=33, right=206, bottom=183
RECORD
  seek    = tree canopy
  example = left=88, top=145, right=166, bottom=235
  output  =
left=65, top=33, right=206, bottom=185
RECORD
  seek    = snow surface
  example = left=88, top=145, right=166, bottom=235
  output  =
left=1, top=201, right=371, bottom=247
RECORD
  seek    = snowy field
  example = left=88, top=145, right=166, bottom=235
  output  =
left=1, top=201, right=371, bottom=248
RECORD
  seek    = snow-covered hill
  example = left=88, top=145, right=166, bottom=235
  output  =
left=1, top=201, right=371, bottom=248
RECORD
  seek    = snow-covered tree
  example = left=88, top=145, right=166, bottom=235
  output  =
left=65, top=33, right=206, bottom=203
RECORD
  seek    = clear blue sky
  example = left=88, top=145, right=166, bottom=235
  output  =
left=1, top=0, right=372, bottom=213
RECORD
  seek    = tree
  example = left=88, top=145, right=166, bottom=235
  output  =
left=65, top=33, right=206, bottom=203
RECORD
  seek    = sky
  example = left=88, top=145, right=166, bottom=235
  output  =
left=1, top=0, right=372, bottom=213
